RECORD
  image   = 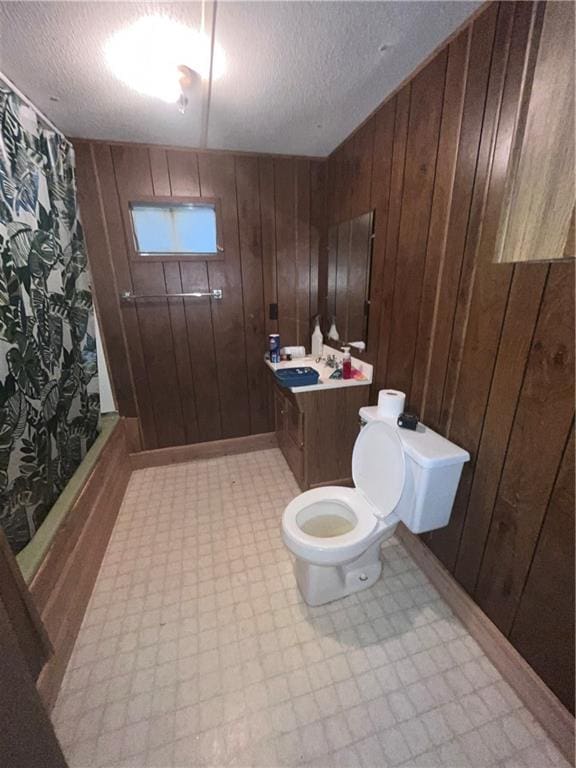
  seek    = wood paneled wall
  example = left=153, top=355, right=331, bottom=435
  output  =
left=323, top=1, right=575, bottom=713
left=75, top=141, right=324, bottom=449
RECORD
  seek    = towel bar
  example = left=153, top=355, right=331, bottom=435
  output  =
left=120, top=288, right=223, bottom=301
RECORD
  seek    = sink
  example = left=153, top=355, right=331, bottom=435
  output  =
left=265, top=345, right=373, bottom=393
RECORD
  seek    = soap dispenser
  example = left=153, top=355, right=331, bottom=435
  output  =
left=342, top=345, right=352, bottom=379
left=311, top=316, right=323, bottom=358
left=328, top=317, right=340, bottom=343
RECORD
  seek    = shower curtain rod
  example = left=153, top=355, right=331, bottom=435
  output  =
left=0, top=70, right=71, bottom=145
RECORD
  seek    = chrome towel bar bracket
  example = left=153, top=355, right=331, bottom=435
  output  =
left=120, top=288, right=223, bottom=301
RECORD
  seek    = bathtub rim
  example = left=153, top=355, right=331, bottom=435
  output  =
left=16, top=412, right=119, bottom=584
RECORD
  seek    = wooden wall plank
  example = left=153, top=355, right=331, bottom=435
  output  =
left=325, top=218, right=338, bottom=327
left=386, top=51, right=447, bottom=402
left=296, top=158, right=311, bottom=345
left=166, top=148, right=202, bottom=193
left=309, top=160, right=325, bottom=320
left=259, top=157, right=278, bottom=337
left=454, top=262, right=548, bottom=592
left=131, top=260, right=187, bottom=447
left=151, top=148, right=201, bottom=445
left=163, top=261, right=201, bottom=444
left=338, top=140, right=354, bottom=222
left=274, top=158, right=299, bottom=345
left=166, top=149, right=220, bottom=443
left=347, top=212, right=373, bottom=344
left=149, top=146, right=170, bottom=194
left=74, top=142, right=137, bottom=418
left=475, top=261, right=575, bottom=634
left=335, top=220, right=351, bottom=337
left=112, top=145, right=187, bottom=448
left=509, top=423, right=575, bottom=713
left=349, top=120, right=375, bottom=219
left=421, top=4, right=501, bottom=431
left=235, top=155, right=270, bottom=434
left=198, top=152, right=251, bottom=439
left=439, top=3, right=505, bottom=434
left=90, top=143, right=158, bottom=448
left=410, top=30, right=470, bottom=411
left=325, top=149, right=337, bottom=236
left=373, top=88, right=410, bottom=389
left=496, top=1, right=575, bottom=265
left=423, top=3, right=533, bottom=568
left=181, top=261, right=222, bottom=442
left=365, top=100, right=395, bottom=365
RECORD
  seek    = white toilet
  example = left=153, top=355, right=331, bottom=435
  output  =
left=282, top=410, right=470, bottom=606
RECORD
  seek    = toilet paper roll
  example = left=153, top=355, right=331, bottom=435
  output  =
left=377, top=389, right=406, bottom=420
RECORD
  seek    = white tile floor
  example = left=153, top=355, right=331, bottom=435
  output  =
left=52, top=448, right=570, bottom=768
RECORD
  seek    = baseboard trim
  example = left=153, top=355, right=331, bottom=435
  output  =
left=129, top=432, right=278, bottom=470
left=123, top=416, right=142, bottom=453
left=309, top=477, right=354, bottom=489
left=396, top=525, right=575, bottom=765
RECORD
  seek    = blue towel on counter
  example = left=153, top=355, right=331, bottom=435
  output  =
left=275, top=367, right=319, bottom=388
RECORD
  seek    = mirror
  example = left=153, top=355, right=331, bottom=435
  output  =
left=326, top=211, right=374, bottom=349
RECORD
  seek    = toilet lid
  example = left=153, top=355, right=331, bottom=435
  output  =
left=352, top=420, right=405, bottom=518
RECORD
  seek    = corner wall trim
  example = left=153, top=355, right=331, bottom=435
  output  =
left=129, top=432, right=278, bottom=470
left=396, top=525, right=575, bottom=765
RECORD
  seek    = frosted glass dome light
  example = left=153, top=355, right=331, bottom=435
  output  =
left=105, top=16, right=225, bottom=103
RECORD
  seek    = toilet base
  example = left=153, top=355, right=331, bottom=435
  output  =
left=293, top=529, right=396, bottom=606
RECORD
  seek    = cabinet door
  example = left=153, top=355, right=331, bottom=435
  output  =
left=285, top=396, right=304, bottom=449
left=273, top=385, right=305, bottom=487
left=273, top=387, right=286, bottom=445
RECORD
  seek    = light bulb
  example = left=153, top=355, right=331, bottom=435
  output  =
left=105, top=16, right=225, bottom=103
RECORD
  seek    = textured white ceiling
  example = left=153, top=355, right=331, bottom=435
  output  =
left=0, top=1, right=481, bottom=156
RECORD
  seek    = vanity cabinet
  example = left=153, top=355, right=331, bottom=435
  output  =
left=270, top=373, right=370, bottom=490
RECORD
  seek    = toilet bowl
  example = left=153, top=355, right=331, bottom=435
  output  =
left=282, top=416, right=470, bottom=606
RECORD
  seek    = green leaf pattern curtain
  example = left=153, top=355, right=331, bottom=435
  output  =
left=0, top=84, right=99, bottom=553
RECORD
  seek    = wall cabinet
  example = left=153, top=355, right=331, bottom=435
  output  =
left=270, top=374, right=370, bottom=490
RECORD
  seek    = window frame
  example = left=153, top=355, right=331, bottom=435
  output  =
left=126, top=195, right=224, bottom=262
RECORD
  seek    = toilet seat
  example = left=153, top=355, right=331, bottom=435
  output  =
left=281, top=421, right=406, bottom=567
left=282, top=486, right=381, bottom=565
left=352, top=420, right=405, bottom=518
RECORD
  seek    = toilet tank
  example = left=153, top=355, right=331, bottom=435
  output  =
left=358, top=406, right=470, bottom=533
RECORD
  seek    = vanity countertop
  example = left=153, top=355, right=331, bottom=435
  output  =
left=265, top=345, right=372, bottom=393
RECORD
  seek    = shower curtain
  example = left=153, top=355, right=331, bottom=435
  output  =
left=0, top=83, right=99, bottom=554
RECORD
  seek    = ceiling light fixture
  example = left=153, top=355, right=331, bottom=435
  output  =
left=104, top=15, right=225, bottom=105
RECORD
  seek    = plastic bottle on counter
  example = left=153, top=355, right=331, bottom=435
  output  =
left=342, top=345, right=352, bottom=379
left=269, top=333, right=281, bottom=363
left=311, top=316, right=323, bottom=358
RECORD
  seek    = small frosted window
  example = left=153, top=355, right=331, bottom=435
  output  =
left=130, top=202, right=219, bottom=255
